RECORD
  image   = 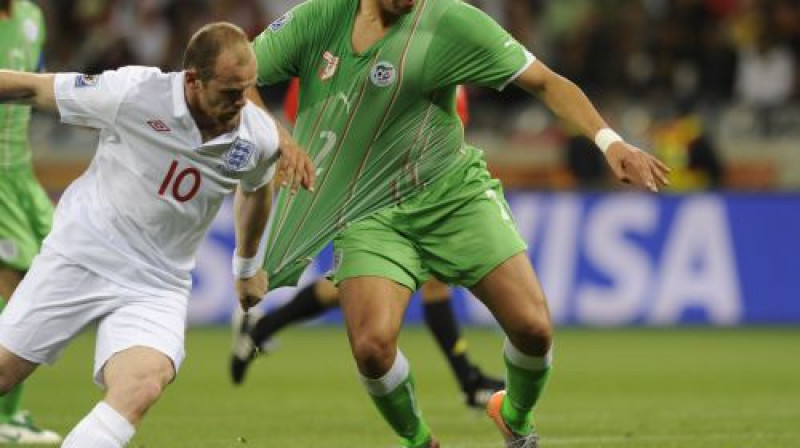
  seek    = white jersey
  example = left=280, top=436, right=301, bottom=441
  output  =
left=46, top=66, right=279, bottom=296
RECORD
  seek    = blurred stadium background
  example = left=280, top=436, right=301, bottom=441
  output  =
left=10, top=0, right=800, bottom=447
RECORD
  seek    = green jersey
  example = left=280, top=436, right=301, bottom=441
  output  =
left=254, top=0, right=534, bottom=287
left=0, top=0, right=45, bottom=169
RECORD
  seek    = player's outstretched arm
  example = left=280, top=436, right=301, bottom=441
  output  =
left=514, top=61, right=670, bottom=192
left=0, top=70, right=56, bottom=111
left=245, top=86, right=316, bottom=194
left=232, top=183, right=272, bottom=311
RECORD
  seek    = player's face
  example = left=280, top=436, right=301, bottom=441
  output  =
left=197, top=50, right=258, bottom=127
left=379, top=0, right=414, bottom=16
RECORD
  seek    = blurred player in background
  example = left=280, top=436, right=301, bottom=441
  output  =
left=232, top=79, right=503, bottom=409
left=249, top=1, right=668, bottom=447
left=0, top=22, right=312, bottom=448
left=0, top=0, right=61, bottom=443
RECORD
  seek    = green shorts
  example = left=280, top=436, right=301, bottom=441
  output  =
left=0, top=165, right=53, bottom=272
left=331, top=150, right=527, bottom=291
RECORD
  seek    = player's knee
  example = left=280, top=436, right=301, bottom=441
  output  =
left=0, top=371, right=19, bottom=395
left=351, top=335, right=396, bottom=377
left=121, top=376, right=166, bottom=417
left=511, top=315, right=553, bottom=356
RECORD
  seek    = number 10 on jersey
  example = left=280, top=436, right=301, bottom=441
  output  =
left=159, top=160, right=201, bottom=202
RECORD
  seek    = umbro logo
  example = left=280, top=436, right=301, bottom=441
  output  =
left=147, top=120, right=171, bottom=132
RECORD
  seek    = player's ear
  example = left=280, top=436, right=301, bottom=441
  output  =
left=184, top=69, right=201, bottom=88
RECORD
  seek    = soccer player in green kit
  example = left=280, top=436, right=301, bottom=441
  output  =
left=0, top=0, right=61, bottom=444
left=248, top=0, right=670, bottom=447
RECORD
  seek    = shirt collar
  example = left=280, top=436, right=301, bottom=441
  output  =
left=172, top=71, right=191, bottom=123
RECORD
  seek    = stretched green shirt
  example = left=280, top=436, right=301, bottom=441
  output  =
left=0, top=0, right=45, bottom=169
left=253, top=0, right=534, bottom=287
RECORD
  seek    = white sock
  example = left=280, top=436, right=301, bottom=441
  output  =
left=504, top=339, right=553, bottom=370
left=359, top=349, right=410, bottom=396
left=61, top=402, right=135, bottom=448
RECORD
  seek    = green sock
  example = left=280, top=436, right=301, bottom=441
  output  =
left=365, top=367, right=431, bottom=447
left=501, top=341, right=552, bottom=436
left=0, top=297, right=23, bottom=423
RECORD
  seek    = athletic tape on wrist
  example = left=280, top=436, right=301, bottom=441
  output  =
left=594, top=128, right=623, bottom=154
left=232, top=254, right=260, bottom=279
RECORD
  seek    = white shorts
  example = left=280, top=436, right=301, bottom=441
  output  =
left=0, top=248, right=188, bottom=388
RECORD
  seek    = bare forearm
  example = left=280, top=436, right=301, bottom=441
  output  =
left=537, top=74, right=609, bottom=139
left=0, top=71, right=56, bottom=111
left=234, top=184, right=272, bottom=258
left=515, top=62, right=610, bottom=140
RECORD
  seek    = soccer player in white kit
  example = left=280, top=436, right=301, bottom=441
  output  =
left=0, top=22, right=311, bottom=447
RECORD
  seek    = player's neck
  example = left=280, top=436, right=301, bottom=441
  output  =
left=359, top=0, right=402, bottom=27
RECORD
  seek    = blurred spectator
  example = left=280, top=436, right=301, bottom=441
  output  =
left=111, top=0, right=173, bottom=68
left=563, top=134, right=612, bottom=190
left=733, top=1, right=797, bottom=136
left=652, top=107, right=725, bottom=190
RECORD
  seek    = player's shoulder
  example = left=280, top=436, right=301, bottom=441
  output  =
left=103, top=66, right=172, bottom=91
left=14, top=0, right=43, bottom=18
left=240, top=104, right=280, bottom=152
left=266, top=0, right=348, bottom=31
left=436, top=0, right=487, bottom=21
left=12, top=0, right=45, bottom=36
left=88, top=66, right=173, bottom=106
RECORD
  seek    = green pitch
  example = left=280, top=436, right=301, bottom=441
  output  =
left=15, top=326, right=800, bottom=447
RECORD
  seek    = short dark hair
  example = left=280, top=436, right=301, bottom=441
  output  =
left=183, top=22, right=249, bottom=82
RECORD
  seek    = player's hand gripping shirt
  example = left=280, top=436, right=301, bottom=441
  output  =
left=0, top=0, right=45, bottom=168
left=253, top=0, right=535, bottom=287
left=47, top=67, right=280, bottom=295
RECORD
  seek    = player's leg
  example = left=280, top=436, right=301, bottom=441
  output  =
left=471, top=253, right=552, bottom=441
left=230, top=278, right=339, bottom=384
left=62, top=287, right=186, bottom=448
left=332, top=215, right=437, bottom=448
left=0, top=173, right=60, bottom=444
left=416, top=154, right=551, bottom=446
left=0, top=268, right=25, bottom=425
left=61, top=348, right=175, bottom=448
left=340, top=277, right=436, bottom=448
left=420, top=278, right=503, bottom=408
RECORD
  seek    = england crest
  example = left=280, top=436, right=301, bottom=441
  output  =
left=224, top=138, right=255, bottom=171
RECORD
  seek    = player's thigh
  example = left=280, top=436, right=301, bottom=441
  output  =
left=0, top=249, right=116, bottom=365
left=331, top=215, right=428, bottom=292
left=0, top=268, right=24, bottom=301
left=420, top=182, right=527, bottom=288
left=0, top=343, right=39, bottom=390
left=420, top=277, right=450, bottom=303
left=102, top=346, right=176, bottom=396
left=94, top=291, right=187, bottom=388
left=339, top=275, right=412, bottom=343
left=471, top=252, right=552, bottom=352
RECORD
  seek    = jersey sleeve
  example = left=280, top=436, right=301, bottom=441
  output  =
left=54, top=67, right=148, bottom=129
left=425, top=2, right=536, bottom=91
left=252, top=2, right=317, bottom=86
left=240, top=112, right=280, bottom=192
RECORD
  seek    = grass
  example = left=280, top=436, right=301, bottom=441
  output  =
left=14, top=326, right=800, bottom=447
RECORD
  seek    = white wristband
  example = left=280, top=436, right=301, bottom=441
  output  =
left=594, top=128, right=623, bottom=154
left=232, top=254, right=261, bottom=279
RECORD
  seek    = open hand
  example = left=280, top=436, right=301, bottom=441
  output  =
left=277, top=139, right=315, bottom=194
left=605, top=142, right=670, bottom=192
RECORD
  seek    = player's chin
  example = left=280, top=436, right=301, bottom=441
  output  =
left=395, top=0, right=414, bottom=12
